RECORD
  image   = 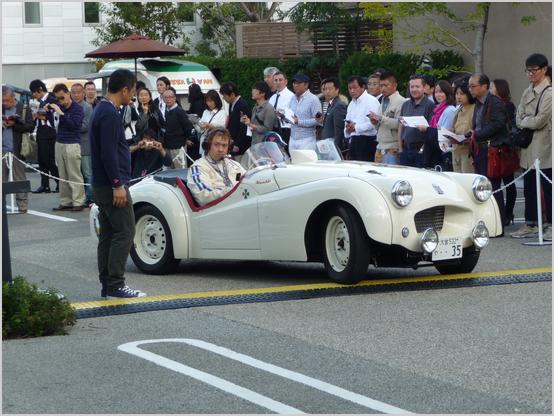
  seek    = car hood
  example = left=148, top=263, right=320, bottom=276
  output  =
left=273, top=160, right=474, bottom=203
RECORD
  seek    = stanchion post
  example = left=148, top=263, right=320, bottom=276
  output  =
left=8, top=152, right=15, bottom=214
left=2, top=180, right=31, bottom=283
left=523, top=158, right=551, bottom=246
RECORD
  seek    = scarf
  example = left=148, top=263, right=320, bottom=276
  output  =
left=430, top=101, right=449, bottom=128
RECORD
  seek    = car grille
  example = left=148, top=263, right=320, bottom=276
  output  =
left=414, top=206, right=445, bottom=233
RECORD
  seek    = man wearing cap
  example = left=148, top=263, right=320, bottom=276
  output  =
left=289, top=73, right=321, bottom=151
left=262, top=131, right=289, bottom=162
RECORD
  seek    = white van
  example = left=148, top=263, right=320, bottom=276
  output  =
left=75, top=58, right=223, bottom=112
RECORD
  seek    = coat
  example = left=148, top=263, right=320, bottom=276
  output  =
left=516, top=78, right=552, bottom=169
left=320, top=96, right=347, bottom=149
left=2, top=101, right=35, bottom=159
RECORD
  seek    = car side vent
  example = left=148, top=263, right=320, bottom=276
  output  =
left=414, top=206, right=445, bottom=233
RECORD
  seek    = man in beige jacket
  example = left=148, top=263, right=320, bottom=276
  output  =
left=368, top=71, right=406, bottom=164
left=511, top=53, right=552, bottom=240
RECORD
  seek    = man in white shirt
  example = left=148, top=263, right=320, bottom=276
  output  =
left=344, top=76, right=380, bottom=162
left=269, top=71, right=295, bottom=149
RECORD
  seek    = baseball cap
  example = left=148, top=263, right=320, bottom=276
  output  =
left=262, top=132, right=287, bottom=147
left=292, top=73, right=310, bottom=84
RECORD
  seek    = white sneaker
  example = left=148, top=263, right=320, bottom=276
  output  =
left=543, top=226, right=552, bottom=241
left=510, top=224, right=539, bottom=238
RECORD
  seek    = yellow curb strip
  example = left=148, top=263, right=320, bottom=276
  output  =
left=71, top=268, right=552, bottom=310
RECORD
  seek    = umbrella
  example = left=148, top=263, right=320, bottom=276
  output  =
left=84, top=33, right=187, bottom=76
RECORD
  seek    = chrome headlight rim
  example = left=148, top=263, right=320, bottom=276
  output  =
left=421, top=228, right=439, bottom=254
left=391, top=180, right=413, bottom=208
left=472, top=176, right=493, bottom=202
left=472, top=221, right=490, bottom=249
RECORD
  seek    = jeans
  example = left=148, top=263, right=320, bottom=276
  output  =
left=399, top=145, right=424, bottom=168
left=523, top=168, right=552, bottom=225
left=91, top=185, right=135, bottom=290
left=81, top=154, right=93, bottom=201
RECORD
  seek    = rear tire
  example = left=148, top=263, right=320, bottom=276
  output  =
left=130, top=205, right=181, bottom=275
left=322, top=204, right=371, bottom=284
left=435, top=249, right=480, bottom=275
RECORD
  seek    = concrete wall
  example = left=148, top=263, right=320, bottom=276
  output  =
left=393, top=2, right=552, bottom=103
left=1, top=1, right=203, bottom=90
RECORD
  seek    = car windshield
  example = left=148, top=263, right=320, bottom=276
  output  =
left=315, top=138, right=344, bottom=161
left=241, top=142, right=290, bottom=171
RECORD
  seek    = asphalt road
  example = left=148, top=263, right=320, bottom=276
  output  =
left=2, top=171, right=552, bottom=414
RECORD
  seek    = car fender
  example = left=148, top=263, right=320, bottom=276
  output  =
left=131, top=182, right=191, bottom=259
left=258, top=177, right=392, bottom=261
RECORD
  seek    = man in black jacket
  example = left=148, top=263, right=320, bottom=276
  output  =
left=29, top=79, right=60, bottom=193
left=2, top=85, right=35, bottom=212
left=469, top=72, right=509, bottom=231
left=316, top=77, right=347, bottom=150
left=162, top=89, right=194, bottom=169
left=220, top=82, right=252, bottom=163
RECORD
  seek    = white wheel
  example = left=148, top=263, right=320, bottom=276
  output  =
left=135, top=215, right=168, bottom=265
left=325, top=216, right=351, bottom=272
left=130, top=205, right=180, bottom=275
left=322, top=204, right=371, bottom=284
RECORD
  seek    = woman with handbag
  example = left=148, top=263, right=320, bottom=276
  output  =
left=135, top=87, right=166, bottom=144
left=490, top=79, right=518, bottom=226
left=191, top=90, right=227, bottom=158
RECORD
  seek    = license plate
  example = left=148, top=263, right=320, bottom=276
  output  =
left=432, top=236, right=463, bottom=261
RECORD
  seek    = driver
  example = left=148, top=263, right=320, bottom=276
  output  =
left=187, top=127, right=246, bottom=206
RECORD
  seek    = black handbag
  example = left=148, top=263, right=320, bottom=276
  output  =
left=514, top=86, right=551, bottom=149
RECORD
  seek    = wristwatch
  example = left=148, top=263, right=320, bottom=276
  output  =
left=379, top=116, right=383, bottom=122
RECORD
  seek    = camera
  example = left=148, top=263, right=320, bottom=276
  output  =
left=315, top=112, right=322, bottom=118
left=145, top=141, right=153, bottom=147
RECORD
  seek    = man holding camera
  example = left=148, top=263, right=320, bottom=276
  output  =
left=46, top=83, right=85, bottom=212
left=130, top=128, right=172, bottom=181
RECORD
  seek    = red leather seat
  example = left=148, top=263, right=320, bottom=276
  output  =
left=176, top=176, right=244, bottom=211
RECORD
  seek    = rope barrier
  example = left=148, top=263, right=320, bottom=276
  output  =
left=8, top=147, right=193, bottom=187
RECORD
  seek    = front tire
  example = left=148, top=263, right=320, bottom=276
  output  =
left=322, top=204, right=371, bottom=284
left=130, top=205, right=181, bottom=275
left=434, top=249, right=480, bottom=275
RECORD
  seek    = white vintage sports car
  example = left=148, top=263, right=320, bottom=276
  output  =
left=90, top=140, right=501, bottom=284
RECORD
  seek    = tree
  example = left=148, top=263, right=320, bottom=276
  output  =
left=362, top=2, right=540, bottom=73
left=290, top=3, right=366, bottom=60
left=91, top=2, right=194, bottom=47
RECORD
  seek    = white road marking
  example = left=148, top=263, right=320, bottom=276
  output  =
left=6, top=205, right=77, bottom=222
left=119, top=339, right=414, bottom=414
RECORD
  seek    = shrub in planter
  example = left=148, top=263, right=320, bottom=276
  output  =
left=2, top=276, right=77, bottom=339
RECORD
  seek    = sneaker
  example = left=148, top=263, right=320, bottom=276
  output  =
left=101, top=285, right=147, bottom=299
left=510, top=224, right=539, bottom=238
left=543, top=226, right=552, bottom=241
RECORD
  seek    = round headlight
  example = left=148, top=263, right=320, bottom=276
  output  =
left=392, top=180, right=413, bottom=207
left=421, top=228, right=438, bottom=254
left=472, top=176, right=492, bottom=202
left=472, top=222, right=489, bottom=249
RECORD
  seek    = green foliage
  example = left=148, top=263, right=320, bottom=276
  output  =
left=338, top=52, right=424, bottom=95
left=3, top=276, right=77, bottom=339
left=290, top=3, right=365, bottom=58
left=91, top=2, right=195, bottom=47
left=420, top=49, right=472, bottom=79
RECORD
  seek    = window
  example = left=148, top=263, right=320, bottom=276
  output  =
left=24, top=2, right=41, bottom=25
left=84, top=2, right=100, bottom=24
